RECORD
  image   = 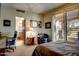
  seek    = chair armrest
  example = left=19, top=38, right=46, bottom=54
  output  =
left=7, top=37, right=13, bottom=41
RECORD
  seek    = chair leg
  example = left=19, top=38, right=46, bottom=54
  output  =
left=15, top=46, right=16, bottom=49
left=9, top=47, right=14, bottom=52
left=13, top=49, right=14, bottom=52
left=11, top=48, right=14, bottom=52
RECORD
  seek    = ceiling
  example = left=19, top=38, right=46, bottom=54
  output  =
left=2, top=3, right=64, bottom=14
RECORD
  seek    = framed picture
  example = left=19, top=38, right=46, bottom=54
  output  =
left=45, top=22, right=51, bottom=29
left=3, top=20, right=11, bottom=26
left=37, top=21, right=42, bottom=28
left=30, top=20, right=42, bottom=28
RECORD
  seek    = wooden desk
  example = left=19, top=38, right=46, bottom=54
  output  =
left=26, top=37, right=34, bottom=45
left=37, top=37, right=42, bottom=44
left=0, top=36, right=8, bottom=40
left=0, top=36, right=7, bottom=48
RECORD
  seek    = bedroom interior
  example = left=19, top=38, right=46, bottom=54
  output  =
left=0, top=3, right=79, bottom=56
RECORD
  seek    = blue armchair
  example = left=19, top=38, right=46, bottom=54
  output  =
left=38, top=33, right=49, bottom=44
left=6, top=31, right=17, bottom=52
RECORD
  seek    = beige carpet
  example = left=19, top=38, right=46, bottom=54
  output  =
left=5, top=45, right=37, bottom=56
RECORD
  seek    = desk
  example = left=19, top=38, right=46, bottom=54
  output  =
left=0, top=36, right=8, bottom=48
left=37, top=37, right=42, bottom=44
left=26, top=37, right=34, bottom=45
left=0, top=36, right=8, bottom=40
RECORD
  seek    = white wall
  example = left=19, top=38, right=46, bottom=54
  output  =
left=0, top=5, right=43, bottom=37
left=43, top=15, right=52, bottom=41
left=27, top=13, right=43, bottom=34
left=0, top=5, right=16, bottom=37
left=0, top=4, right=1, bottom=17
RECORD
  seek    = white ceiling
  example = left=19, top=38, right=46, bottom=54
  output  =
left=2, top=3, right=64, bottom=14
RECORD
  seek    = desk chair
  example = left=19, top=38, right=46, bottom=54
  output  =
left=6, top=31, right=17, bottom=52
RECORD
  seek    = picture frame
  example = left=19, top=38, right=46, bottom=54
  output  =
left=37, top=21, right=42, bottom=28
left=30, top=20, right=42, bottom=28
left=3, top=20, right=11, bottom=26
left=45, top=22, right=51, bottom=29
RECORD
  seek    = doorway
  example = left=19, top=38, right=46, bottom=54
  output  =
left=15, top=17, right=25, bottom=46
